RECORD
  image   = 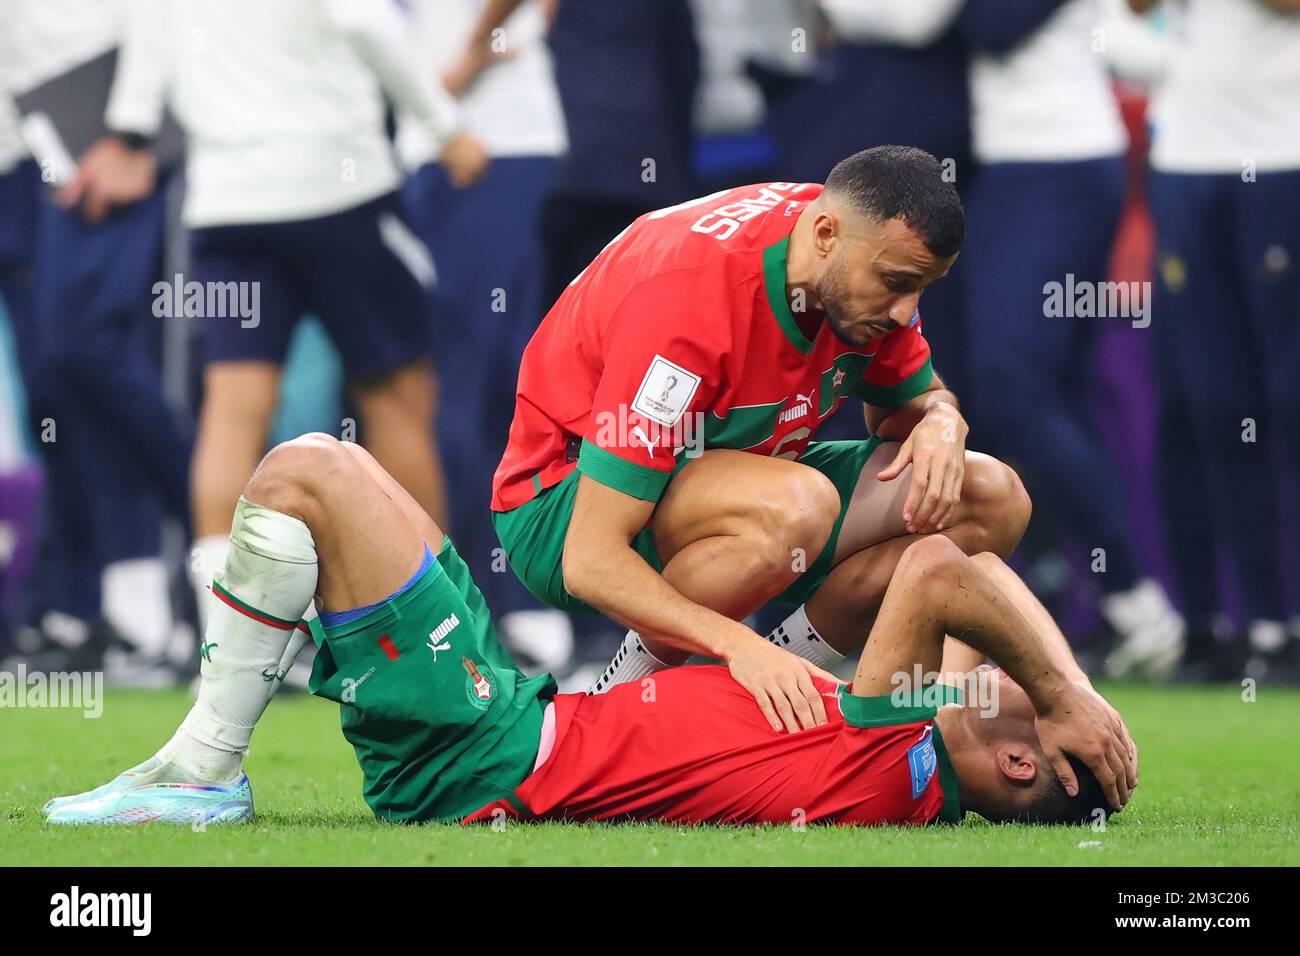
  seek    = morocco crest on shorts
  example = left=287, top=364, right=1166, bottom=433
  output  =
left=462, top=657, right=495, bottom=710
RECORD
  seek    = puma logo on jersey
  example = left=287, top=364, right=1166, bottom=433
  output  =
left=427, top=614, right=459, bottom=661
left=632, top=425, right=656, bottom=459
left=778, top=393, right=814, bottom=424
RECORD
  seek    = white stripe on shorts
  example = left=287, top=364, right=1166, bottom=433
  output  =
left=377, top=211, right=437, bottom=289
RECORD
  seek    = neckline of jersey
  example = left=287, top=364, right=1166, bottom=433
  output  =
left=762, top=234, right=818, bottom=355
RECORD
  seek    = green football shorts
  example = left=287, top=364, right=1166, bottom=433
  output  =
left=491, top=437, right=884, bottom=615
left=307, top=538, right=555, bottom=823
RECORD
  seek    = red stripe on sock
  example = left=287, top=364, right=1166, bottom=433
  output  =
left=378, top=634, right=400, bottom=661
left=211, top=586, right=297, bottom=631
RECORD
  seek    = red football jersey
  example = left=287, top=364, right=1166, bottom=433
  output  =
left=491, top=182, right=934, bottom=511
left=463, top=666, right=963, bottom=827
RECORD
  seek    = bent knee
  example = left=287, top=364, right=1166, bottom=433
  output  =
left=247, top=433, right=353, bottom=510
left=694, top=465, right=840, bottom=590
left=752, top=466, right=840, bottom=555
left=962, top=453, right=1031, bottom=539
left=268, top=432, right=345, bottom=467
left=897, top=535, right=967, bottom=592
left=968, top=550, right=1006, bottom=573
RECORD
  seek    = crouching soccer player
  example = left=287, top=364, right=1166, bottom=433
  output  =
left=45, top=434, right=1136, bottom=827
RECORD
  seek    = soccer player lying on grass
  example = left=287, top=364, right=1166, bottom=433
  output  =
left=45, top=434, right=1136, bottom=827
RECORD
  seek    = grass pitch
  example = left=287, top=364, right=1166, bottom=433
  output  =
left=3, top=681, right=1297, bottom=867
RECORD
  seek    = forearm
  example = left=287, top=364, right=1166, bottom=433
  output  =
left=971, top=554, right=1089, bottom=683
left=869, top=387, right=960, bottom=441
left=565, top=540, right=749, bottom=661
left=941, top=562, right=1073, bottom=714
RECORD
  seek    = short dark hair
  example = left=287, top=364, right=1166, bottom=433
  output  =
left=823, top=145, right=966, bottom=258
left=1018, top=755, right=1117, bottom=826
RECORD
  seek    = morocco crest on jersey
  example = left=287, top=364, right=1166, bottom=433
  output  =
left=462, top=657, right=495, bottom=710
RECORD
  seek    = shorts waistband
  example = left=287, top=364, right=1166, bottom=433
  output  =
left=318, top=546, right=434, bottom=628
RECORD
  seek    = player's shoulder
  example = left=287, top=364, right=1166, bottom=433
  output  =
left=632, top=181, right=823, bottom=257
left=556, top=182, right=822, bottom=339
left=603, top=181, right=821, bottom=303
left=612, top=183, right=815, bottom=274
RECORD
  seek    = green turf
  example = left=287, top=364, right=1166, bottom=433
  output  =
left=3, top=681, right=1298, bottom=866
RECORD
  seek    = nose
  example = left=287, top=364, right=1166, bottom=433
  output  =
left=888, top=292, right=922, bottom=326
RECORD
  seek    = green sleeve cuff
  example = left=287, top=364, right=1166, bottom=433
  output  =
left=577, top=439, right=672, bottom=502
left=837, top=682, right=964, bottom=728
left=855, top=358, right=934, bottom=409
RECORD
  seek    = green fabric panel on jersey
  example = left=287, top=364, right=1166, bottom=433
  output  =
left=306, top=538, right=555, bottom=823
left=836, top=683, right=965, bottom=728
left=819, top=353, right=875, bottom=416
left=854, top=357, right=934, bottom=408
left=577, top=439, right=672, bottom=502
left=703, top=399, right=786, bottom=450
left=492, top=469, right=663, bottom=615
left=762, top=236, right=814, bottom=354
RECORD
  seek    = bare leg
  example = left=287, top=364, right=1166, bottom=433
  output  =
left=352, top=360, right=449, bottom=529
left=44, top=432, right=443, bottom=821
left=243, top=432, right=433, bottom=613
left=336, top=439, right=445, bottom=555
left=831, top=445, right=1029, bottom=563
left=641, top=449, right=841, bottom=664
left=807, top=448, right=1031, bottom=653
left=191, top=363, right=280, bottom=537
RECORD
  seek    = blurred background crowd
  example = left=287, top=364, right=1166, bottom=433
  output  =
left=0, top=0, right=1297, bottom=692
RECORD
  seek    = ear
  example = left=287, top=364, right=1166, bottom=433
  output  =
left=995, top=746, right=1038, bottom=785
left=812, top=210, right=839, bottom=256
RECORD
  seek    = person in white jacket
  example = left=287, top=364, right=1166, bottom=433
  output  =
left=162, top=0, right=490, bottom=641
